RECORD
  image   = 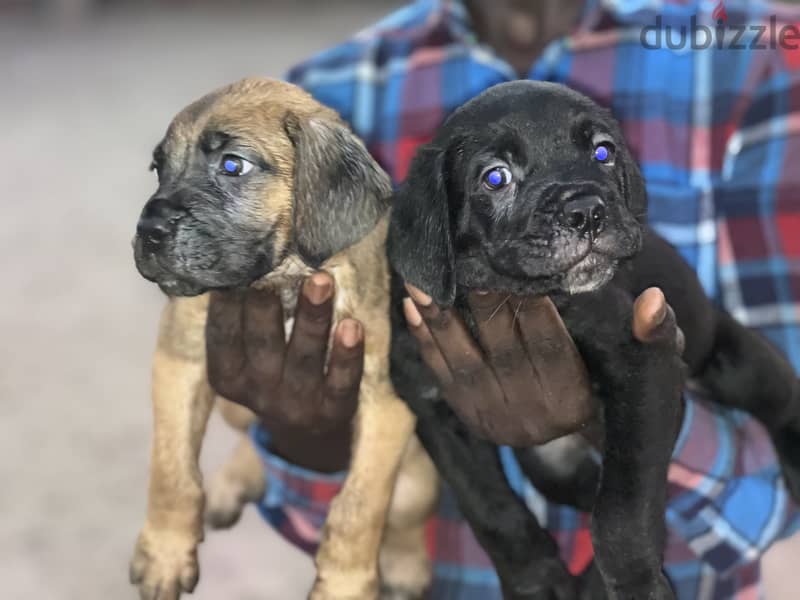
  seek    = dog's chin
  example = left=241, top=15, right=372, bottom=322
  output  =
left=560, top=253, right=617, bottom=295
left=136, top=262, right=211, bottom=297
left=156, top=278, right=209, bottom=297
left=134, top=236, right=267, bottom=297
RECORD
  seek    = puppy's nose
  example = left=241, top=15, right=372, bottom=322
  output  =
left=560, top=196, right=606, bottom=237
left=136, top=197, right=182, bottom=248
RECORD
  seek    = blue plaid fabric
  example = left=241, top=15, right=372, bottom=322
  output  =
left=252, top=1, right=800, bottom=598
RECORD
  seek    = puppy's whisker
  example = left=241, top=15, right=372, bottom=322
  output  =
left=487, top=294, right=512, bottom=323
left=512, top=298, right=525, bottom=330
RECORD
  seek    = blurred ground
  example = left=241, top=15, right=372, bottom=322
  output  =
left=0, top=3, right=399, bottom=599
left=1, top=1, right=799, bottom=599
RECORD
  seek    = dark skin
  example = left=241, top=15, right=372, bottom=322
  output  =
left=205, top=0, right=680, bottom=470
left=467, top=0, right=585, bottom=76
left=206, top=271, right=678, bottom=472
left=206, top=272, right=364, bottom=472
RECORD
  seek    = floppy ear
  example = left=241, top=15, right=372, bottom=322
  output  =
left=387, top=144, right=456, bottom=306
left=284, top=113, right=391, bottom=266
left=622, top=143, right=648, bottom=223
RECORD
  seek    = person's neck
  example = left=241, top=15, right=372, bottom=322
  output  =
left=467, top=0, right=585, bottom=76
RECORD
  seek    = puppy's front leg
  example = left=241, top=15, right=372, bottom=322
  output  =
left=562, top=289, right=683, bottom=600
left=413, top=401, right=579, bottom=600
left=205, top=399, right=265, bottom=529
left=205, top=432, right=266, bottom=529
left=130, top=295, right=214, bottom=600
left=378, top=435, right=438, bottom=600
left=310, top=371, right=416, bottom=600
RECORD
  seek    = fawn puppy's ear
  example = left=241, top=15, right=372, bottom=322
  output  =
left=284, top=112, right=391, bottom=266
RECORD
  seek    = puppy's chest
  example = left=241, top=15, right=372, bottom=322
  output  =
left=252, top=260, right=355, bottom=341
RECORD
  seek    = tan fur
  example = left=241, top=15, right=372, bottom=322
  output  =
left=204, top=436, right=266, bottom=529
left=131, top=78, right=439, bottom=600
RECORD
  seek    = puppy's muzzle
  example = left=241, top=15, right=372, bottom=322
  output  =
left=559, top=195, right=606, bottom=238
left=137, top=196, right=183, bottom=253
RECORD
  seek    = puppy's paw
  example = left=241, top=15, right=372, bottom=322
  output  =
left=129, top=526, right=200, bottom=600
left=204, top=470, right=248, bottom=529
left=774, top=426, right=800, bottom=501
left=503, top=558, right=580, bottom=600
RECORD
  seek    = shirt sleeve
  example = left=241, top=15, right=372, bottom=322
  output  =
left=249, top=423, right=346, bottom=556
left=510, top=389, right=800, bottom=584
left=664, top=388, right=800, bottom=574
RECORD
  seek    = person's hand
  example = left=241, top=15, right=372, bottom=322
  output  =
left=403, top=285, right=683, bottom=447
left=205, top=272, right=364, bottom=472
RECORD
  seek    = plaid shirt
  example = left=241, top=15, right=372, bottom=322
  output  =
left=252, top=1, right=800, bottom=598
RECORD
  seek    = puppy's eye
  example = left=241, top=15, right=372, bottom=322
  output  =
left=482, top=166, right=512, bottom=191
left=220, top=155, right=254, bottom=176
left=593, top=143, right=615, bottom=165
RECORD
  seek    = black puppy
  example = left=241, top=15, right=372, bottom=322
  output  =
left=388, top=81, right=800, bottom=599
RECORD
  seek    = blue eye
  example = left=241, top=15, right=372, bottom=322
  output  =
left=220, top=155, right=254, bottom=176
left=483, top=166, right=512, bottom=190
left=593, top=143, right=614, bottom=164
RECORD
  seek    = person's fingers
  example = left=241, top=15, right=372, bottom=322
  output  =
left=281, top=272, right=335, bottom=410
left=404, top=297, right=453, bottom=387
left=405, top=284, right=490, bottom=380
left=242, top=287, right=286, bottom=383
left=632, top=287, right=685, bottom=354
left=405, top=284, right=433, bottom=307
left=205, top=290, right=248, bottom=398
left=405, top=284, right=504, bottom=436
left=467, top=291, right=538, bottom=406
left=515, top=295, right=591, bottom=397
left=632, top=287, right=667, bottom=342
left=321, top=319, right=364, bottom=425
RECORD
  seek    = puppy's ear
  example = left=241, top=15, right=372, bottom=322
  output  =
left=622, top=145, right=648, bottom=222
left=284, top=113, right=391, bottom=266
left=387, top=144, right=456, bottom=306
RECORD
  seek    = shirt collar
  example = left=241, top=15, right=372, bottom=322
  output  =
left=431, top=0, right=707, bottom=38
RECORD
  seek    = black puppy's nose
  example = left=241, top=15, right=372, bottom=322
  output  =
left=560, top=196, right=606, bottom=237
left=137, top=197, right=182, bottom=248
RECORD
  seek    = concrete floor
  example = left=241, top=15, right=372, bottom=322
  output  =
left=1, top=2, right=798, bottom=599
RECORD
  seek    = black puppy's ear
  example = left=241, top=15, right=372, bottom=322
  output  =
left=388, top=144, right=456, bottom=306
left=284, top=112, right=391, bottom=266
left=622, top=145, right=648, bottom=222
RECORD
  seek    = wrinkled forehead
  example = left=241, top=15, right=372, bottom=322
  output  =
left=449, top=101, right=618, bottom=168
left=453, top=109, right=580, bottom=163
left=157, top=90, right=294, bottom=167
left=440, top=83, right=616, bottom=144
